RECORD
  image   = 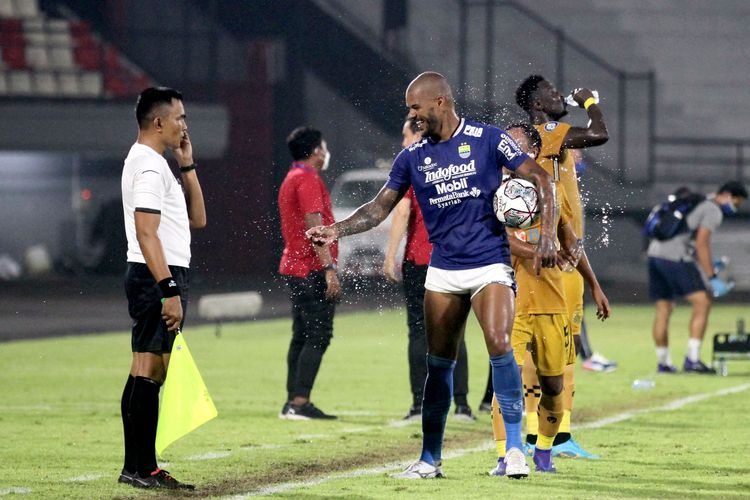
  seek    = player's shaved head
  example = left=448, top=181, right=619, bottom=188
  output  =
left=405, top=72, right=459, bottom=142
left=406, top=71, right=454, bottom=105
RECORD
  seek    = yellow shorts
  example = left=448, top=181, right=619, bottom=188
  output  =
left=561, top=270, right=584, bottom=336
left=511, top=313, right=574, bottom=377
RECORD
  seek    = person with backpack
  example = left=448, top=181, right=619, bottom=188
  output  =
left=646, top=181, right=747, bottom=373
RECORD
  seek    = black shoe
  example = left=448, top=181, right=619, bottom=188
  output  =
left=453, top=404, right=477, bottom=422
left=279, top=401, right=291, bottom=419
left=478, top=401, right=492, bottom=413
left=117, top=468, right=135, bottom=485
left=403, top=405, right=421, bottom=421
left=285, top=402, right=337, bottom=420
left=131, top=469, right=195, bottom=490
left=682, top=357, right=717, bottom=374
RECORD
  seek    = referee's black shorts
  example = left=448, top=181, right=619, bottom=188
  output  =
left=124, top=262, right=189, bottom=353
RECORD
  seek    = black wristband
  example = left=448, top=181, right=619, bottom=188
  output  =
left=158, top=277, right=181, bottom=297
left=323, top=263, right=337, bottom=271
left=180, top=164, right=197, bottom=173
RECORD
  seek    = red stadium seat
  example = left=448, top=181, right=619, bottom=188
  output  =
left=2, top=45, right=27, bottom=69
left=74, top=45, right=101, bottom=70
left=104, top=74, right=127, bottom=97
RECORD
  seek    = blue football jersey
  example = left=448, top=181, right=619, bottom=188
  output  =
left=386, top=118, right=528, bottom=270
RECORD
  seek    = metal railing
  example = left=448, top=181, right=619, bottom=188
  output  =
left=653, top=137, right=749, bottom=183
left=457, top=0, right=657, bottom=184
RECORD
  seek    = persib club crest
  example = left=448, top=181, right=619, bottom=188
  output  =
left=458, top=143, right=471, bottom=159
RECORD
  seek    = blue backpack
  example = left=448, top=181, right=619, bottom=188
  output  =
left=643, top=191, right=705, bottom=241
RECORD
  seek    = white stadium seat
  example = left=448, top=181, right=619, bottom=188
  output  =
left=13, top=0, right=39, bottom=19
left=49, top=46, right=74, bottom=70
left=0, top=0, right=15, bottom=18
left=8, top=70, right=32, bottom=95
left=33, top=71, right=57, bottom=95
left=58, top=72, right=81, bottom=97
left=80, top=71, right=102, bottom=97
left=23, top=18, right=46, bottom=45
left=47, top=20, right=73, bottom=46
left=25, top=44, right=49, bottom=69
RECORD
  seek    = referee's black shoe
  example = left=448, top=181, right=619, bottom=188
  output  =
left=285, top=402, right=337, bottom=420
left=117, top=468, right=135, bottom=485
left=131, top=469, right=195, bottom=490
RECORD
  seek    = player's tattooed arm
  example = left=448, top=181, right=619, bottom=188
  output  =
left=562, top=88, right=608, bottom=149
left=307, top=186, right=405, bottom=245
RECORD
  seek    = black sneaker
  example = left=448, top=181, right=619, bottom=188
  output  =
left=285, top=402, right=337, bottom=420
left=478, top=400, right=493, bottom=413
left=279, top=401, right=291, bottom=419
left=131, top=469, right=195, bottom=490
left=117, top=468, right=135, bottom=485
left=683, top=357, right=717, bottom=374
left=453, top=404, right=477, bottom=422
left=403, top=405, right=421, bottom=421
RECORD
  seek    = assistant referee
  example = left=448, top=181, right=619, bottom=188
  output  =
left=118, top=87, right=206, bottom=490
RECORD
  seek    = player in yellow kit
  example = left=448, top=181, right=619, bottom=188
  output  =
left=488, top=123, right=610, bottom=475
left=514, top=75, right=612, bottom=458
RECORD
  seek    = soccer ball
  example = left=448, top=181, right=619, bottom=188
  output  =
left=493, top=177, right=540, bottom=229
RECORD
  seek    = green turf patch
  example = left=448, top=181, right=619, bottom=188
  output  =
left=0, top=304, right=748, bottom=498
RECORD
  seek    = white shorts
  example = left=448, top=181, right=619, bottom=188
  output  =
left=424, top=263, right=516, bottom=300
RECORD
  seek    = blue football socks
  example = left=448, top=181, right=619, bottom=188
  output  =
left=419, top=354, right=456, bottom=465
left=490, top=351, right=523, bottom=452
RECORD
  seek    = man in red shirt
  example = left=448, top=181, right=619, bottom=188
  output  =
left=278, top=127, right=341, bottom=420
left=383, top=119, right=475, bottom=422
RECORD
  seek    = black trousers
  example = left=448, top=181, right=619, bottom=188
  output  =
left=285, top=271, right=335, bottom=400
left=403, top=260, right=469, bottom=408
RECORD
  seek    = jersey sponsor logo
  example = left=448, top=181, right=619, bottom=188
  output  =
left=417, top=156, right=437, bottom=172
left=408, top=138, right=428, bottom=151
left=424, top=159, right=476, bottom=183
left=469, top=187, right=481, bottom=197
left=458, top=142, right=471, bottom=159
left=497, top=137, right=522, bottom=162
left=428, top=189, right=471, bottom=208
left=463, top=124, right=483, bottom=138
left=544, top=121, right=559, bottom=131
left=435, top=177, right=467, bottom=195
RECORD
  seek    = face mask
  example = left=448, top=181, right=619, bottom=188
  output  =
left=322, top=150, right=331, bottom=171
left=720, top=202, right=737, bottom=216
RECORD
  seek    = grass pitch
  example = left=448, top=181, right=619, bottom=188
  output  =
left=1, top=304, right=749, bottom=498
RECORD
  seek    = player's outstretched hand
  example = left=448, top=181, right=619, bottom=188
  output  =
left=306, top=225, right=338, bottom=246
left=591, top=286, right=610, bottom=321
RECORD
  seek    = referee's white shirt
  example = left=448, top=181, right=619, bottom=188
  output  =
left=121, top=143, right=191, bottom=268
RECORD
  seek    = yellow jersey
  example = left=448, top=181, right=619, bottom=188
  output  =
left=510, top=185, right=573, bottom=315
left=534, top=121, right=584, bottom=238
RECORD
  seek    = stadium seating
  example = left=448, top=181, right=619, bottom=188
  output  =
left=0, top=0, right=152, bottom=98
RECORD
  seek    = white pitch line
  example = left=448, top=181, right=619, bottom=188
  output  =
left=0, top=487, right=32, bottom=496
left=187, top=451, right=233, bottom=461
left=229, top=382, right=750, bottom=498
left=577, top=382, right=750, bottom=430
left=64, top=474, right=103, bottom=482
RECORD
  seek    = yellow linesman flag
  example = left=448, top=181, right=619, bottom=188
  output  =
left=156, top=331, right=218, bottom=457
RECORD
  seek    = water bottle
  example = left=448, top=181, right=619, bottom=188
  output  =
left=565, top=89, right=599, bottom=107
left=631, top=379, right=655, bottom=391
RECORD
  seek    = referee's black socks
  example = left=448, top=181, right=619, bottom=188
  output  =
left=131, top=376, right=162, bottom=476
left=120, top=375, right=136, bottom=473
